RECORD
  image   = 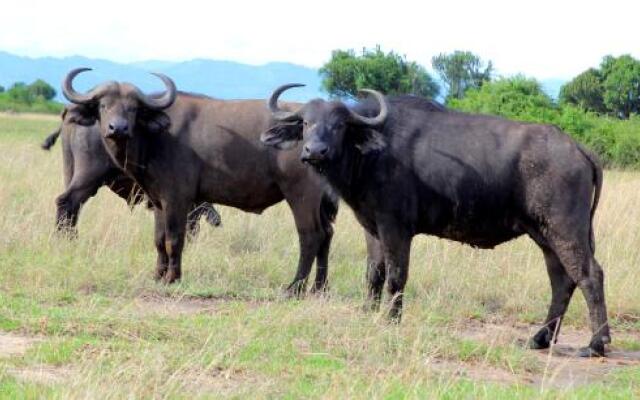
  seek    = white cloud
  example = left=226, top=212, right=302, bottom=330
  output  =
left=2, top=0, right=639, bottom=79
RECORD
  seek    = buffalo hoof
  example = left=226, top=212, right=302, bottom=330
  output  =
left=387, top=310, right=402, bottom=324
left=578, top=345, right=606, bottom=358
left=205, top=208, right=222, bottom=227
left=283, top=280, right=306, bottom=299
left=579, top=338, right=607, bottom=358
left=162, top=269, right=181, bottom=285
left=55, top=226, right=79, bottom=240
left=309, top=282, right=328, bottom=296
left=528, top=328, right=553, bottom=350
left=362, top=300, right=381, bottom=313
left=154, top=266, right=168, bottom=281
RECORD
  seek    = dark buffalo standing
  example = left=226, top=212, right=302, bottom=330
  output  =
left=60, top=69, right=336, bottom=293
left=42, top=105, right=221, bottom=237
left=262, top=85, right=609, bottom=357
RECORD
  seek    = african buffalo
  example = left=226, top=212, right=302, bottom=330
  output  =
left=262, top=85, right=610, bottom=357
left=42, top=104, right=221, bottom=237
left=60, top=68, right=336, bottom=293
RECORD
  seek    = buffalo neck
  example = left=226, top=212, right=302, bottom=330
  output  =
left=103, top=134, right=153, bottom=196
left=324, top=142, right=377, bottom=207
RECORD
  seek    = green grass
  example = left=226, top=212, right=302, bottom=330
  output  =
left=1, top=113, right=639, bottom=398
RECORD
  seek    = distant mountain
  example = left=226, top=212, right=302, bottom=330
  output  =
left=0, top=51, right=567, bottom=104
left=0, top=51, right=323, bottom=102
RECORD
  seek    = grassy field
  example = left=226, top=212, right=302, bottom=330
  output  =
left=0, top=112, right=639, bottom=399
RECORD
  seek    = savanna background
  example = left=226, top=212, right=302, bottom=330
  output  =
left=2, top=1, right=640, bottom=396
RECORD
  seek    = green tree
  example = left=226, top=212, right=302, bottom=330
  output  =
left=431, top=50, right=493, bottom=101
left=0, top=85, right=4, bottom=93
left=7, top=82, right=34, bottom=104
left=563, top=55, right=640, bottom=118
left=320, top=46, right=439, bottom=99
left=28, top=79, right=56, bottom=100
left=448, top=75, right=557, bottom=123
left=559, top=68, right=606, bottom=113
left=600, top=55, right=640, bottom=119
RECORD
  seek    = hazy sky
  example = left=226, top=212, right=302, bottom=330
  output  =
left=2, top=0, right=638, bottom=79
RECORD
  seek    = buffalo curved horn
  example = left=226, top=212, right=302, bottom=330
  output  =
left=62, top=67, right=113, bottom=104
left=133, top=73, right=177, bottom=110
left=347, top=89, right=389, bottom=127
left=268, top=83, right=305, bottom=121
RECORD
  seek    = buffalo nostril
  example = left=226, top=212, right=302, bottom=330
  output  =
left=319, top=147, right=328, bottom=155
left=108, top=123, right=116, bottom=132
left=303, top=145, right=311, bottom=154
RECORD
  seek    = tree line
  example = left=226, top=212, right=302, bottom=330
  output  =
left=320, top=47, right=640, bottom=168
left=3, top=51, right=639, bottom=167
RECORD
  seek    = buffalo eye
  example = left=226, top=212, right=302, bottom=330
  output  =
left=100, top=103, right=106, bottom=110
left=303, top=121, right=309, bottom=128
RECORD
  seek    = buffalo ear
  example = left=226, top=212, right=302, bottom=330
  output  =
left=137, top=109, right=171, bottom=134
left=354, top=128, right=386, bottom=154
left=260, top=121, right=303, bottom=150
left=66, top=104, right=98, bottom=126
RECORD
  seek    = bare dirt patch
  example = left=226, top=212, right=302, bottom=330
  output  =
left=0, top=332, right=43, bottom=357
left=129, top=294, right=269, bottom=318
left=452, top=320, right=640, bottom=389
left=1, top=332, right=71, bottom=385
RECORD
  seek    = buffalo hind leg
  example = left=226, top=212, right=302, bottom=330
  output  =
left=283, top=194, right=327, bottom=298
left=548, top=237, right=610, bottom=357
left=578, top=257, right=610, bottom=356
left=529, top=246, right=577, bottom=350
left=185, top=211, right=201, bottom=240
left=364, top=231, right=386, bottom=312
left=286, top=230, right=324, bottom=297
left=185, top=202, right=222, bottom=240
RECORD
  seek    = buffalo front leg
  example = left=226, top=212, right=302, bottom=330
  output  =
left=161, top=202, right=189, bottom=284
left=378, top=227, right=412, bottom=322
left=311, top=193, right=337, bottom=294
left=364, top=231, right=386, bottom=312
left=153, top=208, right=169, bottom=281
left=55, top=194, right=80, bottom=236
left=54, top=179, right=102, bottom=237
left=529, top=247, right=577, bottom=350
